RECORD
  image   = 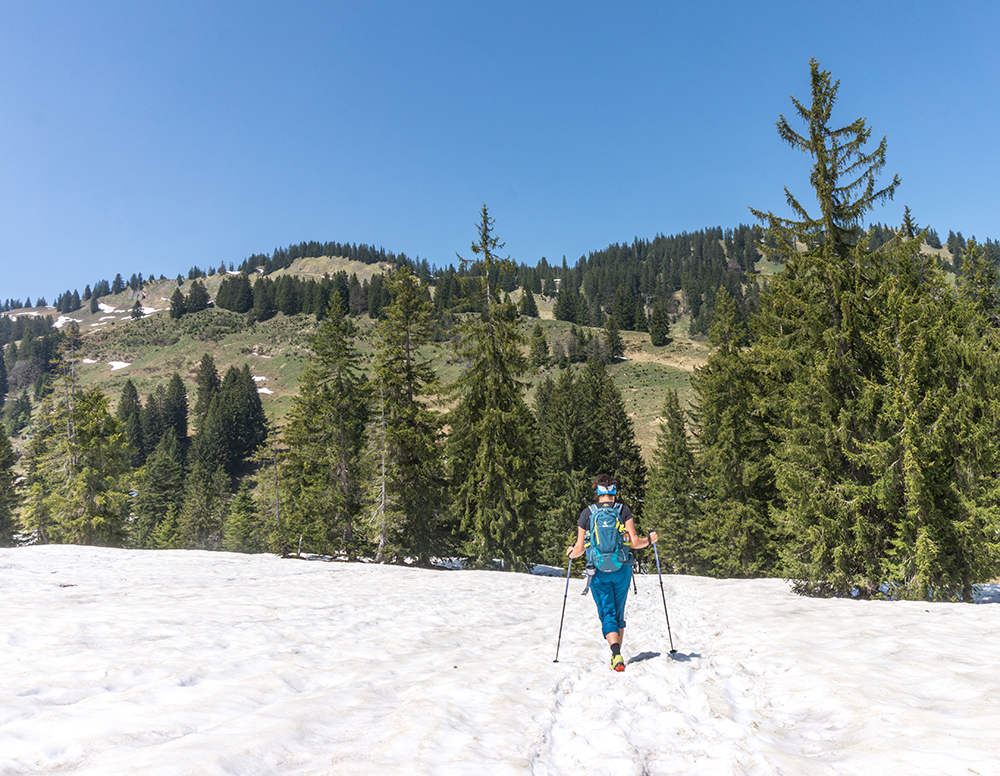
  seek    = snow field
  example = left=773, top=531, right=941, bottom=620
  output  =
left=2, top=546, right=999, bottom=775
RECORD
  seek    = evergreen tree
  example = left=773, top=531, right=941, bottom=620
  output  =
left=223, top=480, right=271, bottom=553
left=603, top=315, right=625, bottom=361
left=193, top=353, right=221, bottom=429
left=150, top=505, right=185, bottom=549
left=858, top=232, right=1000, bottom=600
left=534, top=367, right=592, bottom=565
left=576, top=357, right=647, bottom=518
left=217, top=365, right=267, bottom=474
left=251, top=277, right=276, bottom=322
left=363, top=268, right=444, bottom=563
left=191, top=392, right=229, bottom=475
left=140, top=385, right=167, bottom=459
left=163, top=373, right=189, bottom=451
left=0, top=427, right=19, bottom=546
left=553, top=282, right=579, bottom=323
left=280, top=298, right=368, bottom=556
left=116, top=380, right=144, bottom=467
left=186, top=281, right=210, bottom=313
left=6, top=390, right=32, bottom=436
left=528, top=323, right=549, bottom=369
left=179, top=461, right=231, bottom=550
left=644, top=389, right=702, bottom=573
left=131, top=300, right=144, bottom=320
left=23, top=383, right=132, bottom=545
left=610, top=285, right=635, bottom=330
left=133, top=427, right=186, bottom=548
left=649, top=298, right=671, bottom=346
left=169, top=287, right=187, bottom=319
left=633, top=298, right=648, bottom=332
left=519, top=287, right=539, bottom=317
left=446, top=205, right=537, bottom=568
left=740, top=60, right=1000, bottom=597
left=692, top=288, right=778, bottom=577
left=0, top=350, right=7, bottom=411
left=216, top=274, right=254, bottom=314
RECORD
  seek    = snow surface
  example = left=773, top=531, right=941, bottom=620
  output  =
left=108, top=361, right=130, bottom=371
left=2, top=546, right=999, bottom=775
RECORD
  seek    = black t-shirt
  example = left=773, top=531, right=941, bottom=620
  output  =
left=578, top=501, right=633, bottom=531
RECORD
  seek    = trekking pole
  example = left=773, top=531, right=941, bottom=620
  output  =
left=553, top=555, right=573, bottom=663
left=652, top=541, right=678, bottom=656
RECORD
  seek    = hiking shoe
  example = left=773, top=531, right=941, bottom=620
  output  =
left=611, top=654, right=625, bottom=672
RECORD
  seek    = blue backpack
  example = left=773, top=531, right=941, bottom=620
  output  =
left=585, top=503, right=633, bottom=573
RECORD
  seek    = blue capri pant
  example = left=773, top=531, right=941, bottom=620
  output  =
left=590, top=564, right=632, bottom=637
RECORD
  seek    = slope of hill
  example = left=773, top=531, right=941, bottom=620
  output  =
left=8, top=257, right=708, bottom=459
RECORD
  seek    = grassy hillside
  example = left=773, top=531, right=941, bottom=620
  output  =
left=13, top=241, right=954, bottom=459
left=16, top=291, right=701, bottom=462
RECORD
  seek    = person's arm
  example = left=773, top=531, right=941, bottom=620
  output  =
left=624, top=518, right=657, bottom=549
left=567, top=526, right=587, bottom=558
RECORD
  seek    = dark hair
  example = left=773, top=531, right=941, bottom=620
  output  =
left=592, top=474, right=618, bottom=493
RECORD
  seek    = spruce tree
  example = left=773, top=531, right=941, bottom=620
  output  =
left=223, top=481, right=271, bottom=553
left=0, top=427, right=18, bottom=546
left=0, top=351, right=8, bottom=411
left=528, top=323, right=549, bottom=369
left=692, top=288, right=777, bottom=577
left=649, top=299, right=671, bottom=346
left=859, top=232, right=1000, bottom=600
left=534, top=367, right=592, bottom=565
left=644, top=389, right=702, bottom=574
left=576, top=357, right=647, bottom=517
left=140, top=385, right=167, bottom=459
left=740, top=60, right=1000, bottom=597
left=133, top=427, right=186, bottom=548
left=363, top=267, right=444, bottom=563
left=519, top=287, right=539, bottom=317
left=603, top=315, right=625, bottom=361
left=186, top=281, right=210, bottom=313
left=218, top=365, right=267, bottom=474
left=193, top=353, right=221, bottom=429
left=280, top=298, right=368, bottom=556
left=446, top=205, right=537, bottom=568
left=117, top=380, right=145, bottom=466
left=179, top=461, right=230, bottom=550
left=169, top=287, right=187, bottom=319
left=163, top=373, right=189, bottom=451
left=24, top=383, right=132, bottom=546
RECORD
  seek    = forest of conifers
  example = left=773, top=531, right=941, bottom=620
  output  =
left=1, top=60, right=999, bottom=603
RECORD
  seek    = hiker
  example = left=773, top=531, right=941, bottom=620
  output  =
left=566, top=474, right=657, bottom=672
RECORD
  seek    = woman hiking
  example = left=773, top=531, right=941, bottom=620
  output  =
left=566, top=474, right=657, bottom=672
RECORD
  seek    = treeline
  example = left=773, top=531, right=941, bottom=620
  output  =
left=236, top=240, right=422, bottom=277
left=11, top=216, right=997, bottom=354
left=210, top=271, right=397, bottom=322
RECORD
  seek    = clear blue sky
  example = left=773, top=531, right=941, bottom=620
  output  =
left=2, top=1, right=998, bottom=302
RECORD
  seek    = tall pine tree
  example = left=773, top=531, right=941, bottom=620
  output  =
left=447, top=205, right=537, bottom=568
